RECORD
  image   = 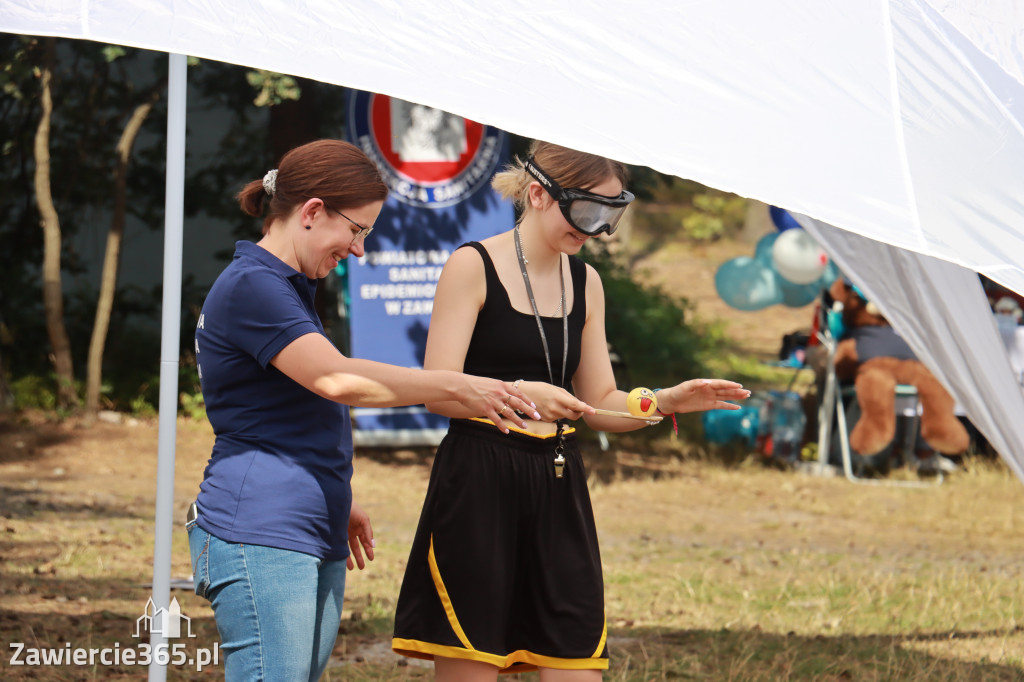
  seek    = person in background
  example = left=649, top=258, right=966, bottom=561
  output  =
left=392, top=140, right=749, bottom=680
left=188, top=139, right=536, bottom=681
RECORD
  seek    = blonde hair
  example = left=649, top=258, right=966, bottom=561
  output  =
left=491, top=141, right=629, bottom=216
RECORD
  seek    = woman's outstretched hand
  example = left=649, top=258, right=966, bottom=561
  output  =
left=517, top=381, right=595, bottom=423
left=656, top=379, right=750, bottom=414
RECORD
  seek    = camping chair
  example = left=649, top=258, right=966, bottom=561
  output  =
left=812, top=296, right=943, bottom=488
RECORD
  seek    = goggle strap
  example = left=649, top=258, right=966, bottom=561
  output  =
left=527, top=156, right=633, bottom=205
left=524, top=157, right=565, bottom=198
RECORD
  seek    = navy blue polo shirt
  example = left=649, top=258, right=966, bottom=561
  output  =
left=194, top=241, right=353, bottom=560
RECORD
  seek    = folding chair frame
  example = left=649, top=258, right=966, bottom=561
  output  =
left=814, top=322, right=943, bottom=488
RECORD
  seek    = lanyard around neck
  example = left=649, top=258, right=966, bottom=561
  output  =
left=513, top=226, right=568, bottom=389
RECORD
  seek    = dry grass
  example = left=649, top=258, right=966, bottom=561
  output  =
left=2, top=413, right=1023, bottom=680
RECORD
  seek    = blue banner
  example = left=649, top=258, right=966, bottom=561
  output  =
left=344, top=90, right=512, bottom=443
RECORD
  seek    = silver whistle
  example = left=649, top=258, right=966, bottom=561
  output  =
left=553, top=426, right=567, bottom=479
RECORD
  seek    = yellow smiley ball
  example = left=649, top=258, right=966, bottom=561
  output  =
left=627, top=387, right=658, bottom=417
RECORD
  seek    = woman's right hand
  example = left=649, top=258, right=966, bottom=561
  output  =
left=517, top=381, right=595, bottom=423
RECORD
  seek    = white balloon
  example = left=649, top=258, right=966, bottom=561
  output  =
left=772, top=229, right=828, bottom=285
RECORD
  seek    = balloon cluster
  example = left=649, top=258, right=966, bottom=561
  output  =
left=714, top=207, right=838, bottom=311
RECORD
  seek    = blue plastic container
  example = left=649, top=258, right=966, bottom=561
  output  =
left=769, top=390, right=806, bottom=462
left=702, top=399, right=761, bottom=448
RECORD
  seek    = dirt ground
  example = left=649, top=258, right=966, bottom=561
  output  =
left=3, top=407, right=1023, bottom=680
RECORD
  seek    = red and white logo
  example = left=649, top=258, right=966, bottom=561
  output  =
left=348, top=91, right=504, bottom=208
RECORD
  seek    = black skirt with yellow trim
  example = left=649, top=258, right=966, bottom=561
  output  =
left=392, top=418, right=608, bottom=673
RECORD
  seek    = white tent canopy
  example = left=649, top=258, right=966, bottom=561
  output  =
left=3, top=0, right=1022, bottom=284
left=4, top=0, right=1023, bottom=291
left=4, top=2, right=1024, bottom=675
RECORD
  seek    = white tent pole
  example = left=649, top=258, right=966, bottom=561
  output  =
left=148, top=52, right=187, bottom=682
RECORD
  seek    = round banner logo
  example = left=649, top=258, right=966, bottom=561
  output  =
left=347, top=90, right=505, bottom=208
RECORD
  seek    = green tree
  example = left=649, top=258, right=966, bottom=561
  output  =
left=33, top=37, right=78, bottom=409
left=580, top=239, right=714, bottom=391
left=85, top=69, right=164, bottom=417
left=0, top=35, right=44, bottom=409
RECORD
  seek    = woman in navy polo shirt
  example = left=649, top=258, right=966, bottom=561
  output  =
left=188, top=139, right=536, bottom=682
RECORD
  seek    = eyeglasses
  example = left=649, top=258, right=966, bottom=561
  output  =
left=330, top=208, right=374, bottom=241
left=524, top=157, right=634, bottom=236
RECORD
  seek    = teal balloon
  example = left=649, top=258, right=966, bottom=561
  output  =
left=754, top=232, right=778, bottom=265
left=777, top=259, right=840, bottom=308
left=715, top=257, right=783, bottom=311
left=779, top=278, right=821, bottom=307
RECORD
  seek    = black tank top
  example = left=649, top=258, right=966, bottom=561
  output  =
left=461, top=241, right=586, bottom=391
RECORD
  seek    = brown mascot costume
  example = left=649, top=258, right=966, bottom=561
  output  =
left=829, top=278, right=969, bottom=458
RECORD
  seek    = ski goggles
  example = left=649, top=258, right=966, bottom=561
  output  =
left=524, top=157, right=634, bottom=236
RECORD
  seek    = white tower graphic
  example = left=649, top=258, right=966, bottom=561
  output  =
left=134, top=596, right=193, bottom=638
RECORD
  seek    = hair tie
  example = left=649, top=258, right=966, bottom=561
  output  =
left=262, top=169, right=278, bottom=197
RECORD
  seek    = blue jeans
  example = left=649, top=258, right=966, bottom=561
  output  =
left=187, top=522, right=347, bottom=681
